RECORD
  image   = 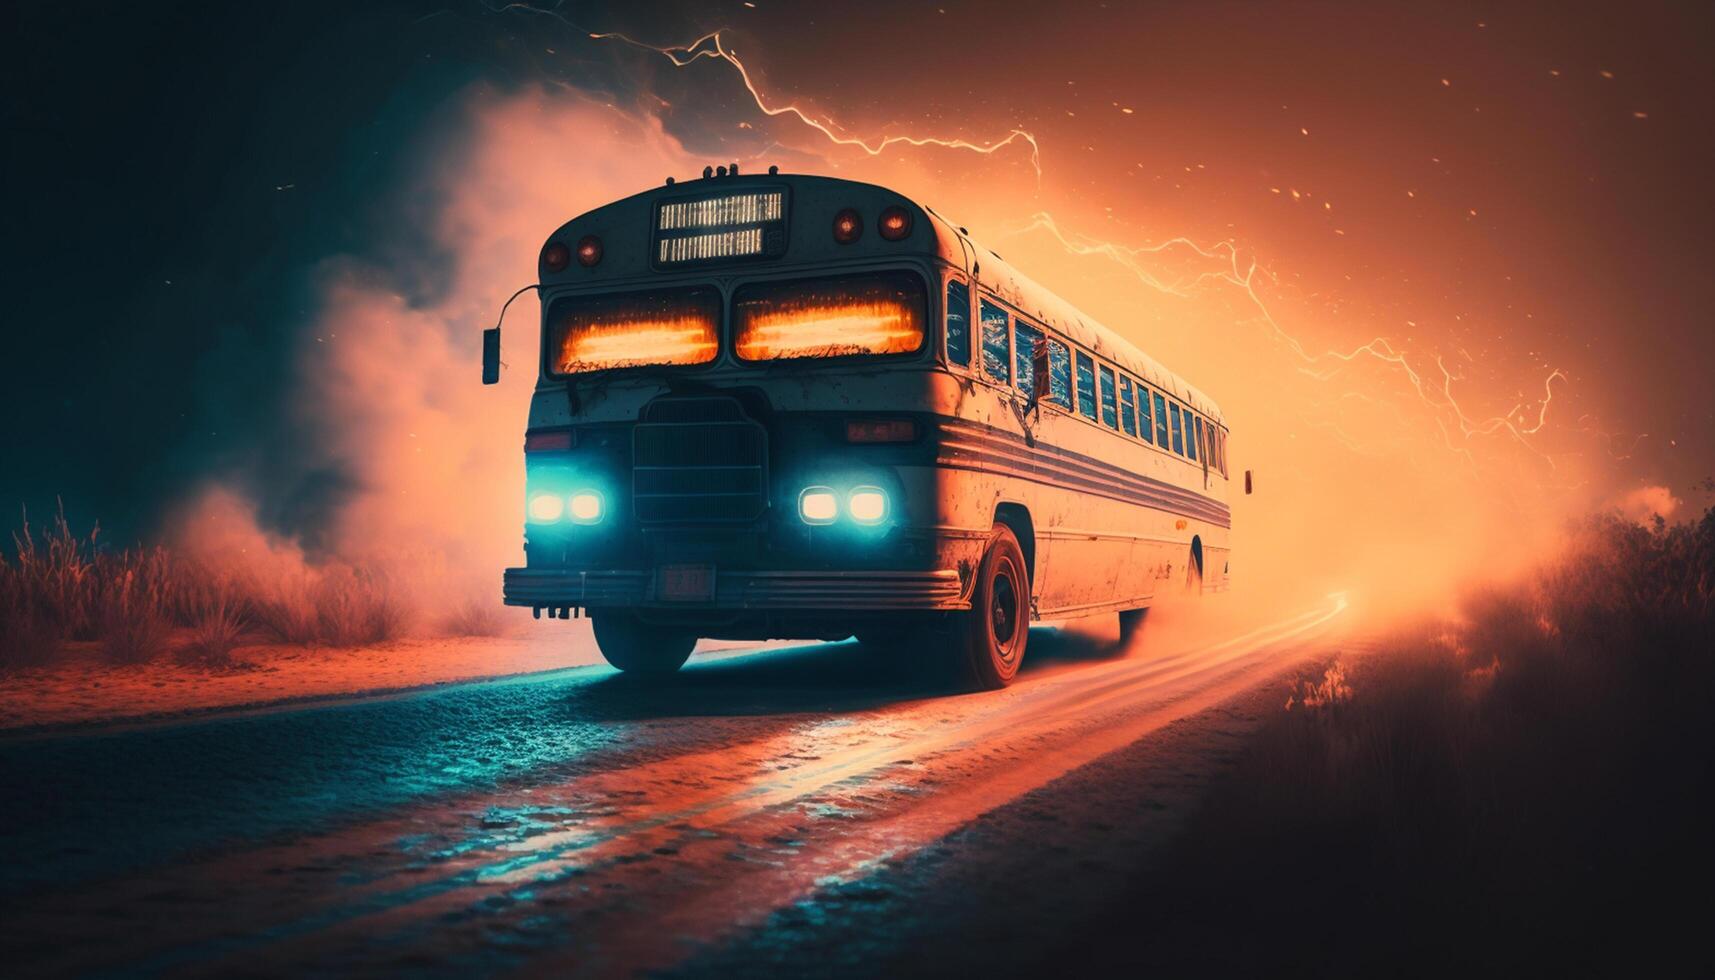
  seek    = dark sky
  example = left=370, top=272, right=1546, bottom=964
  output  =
left=5, top=0, right=1712, bottom=546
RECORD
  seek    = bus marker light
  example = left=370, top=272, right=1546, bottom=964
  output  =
left=798, top=487, right=838, bottom=524
left=540, top=241, right=570, bottom=273
left=846, top=419, right=917, bottom=443
left=576, top=235, right=603, bottom=267
left=569, top=491, right=604, bottom=524
left=527, top=492, right=565, bottom=523
left=832, top=208, right=862, bottom=244
left=524, top=430, right=574, bottom=452
left=878, top=206, right=912, bottom=240
left=848, top=487, right=888, bottom=524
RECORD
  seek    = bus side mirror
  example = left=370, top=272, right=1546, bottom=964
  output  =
left=1028, top=341, right=1050, bottom=411
left=482, top=327, right=500, bottom=385
left=1244, top=470, right=1253, bottom=495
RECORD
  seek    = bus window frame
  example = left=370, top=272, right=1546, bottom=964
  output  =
left=1185, top=410, right=1199, bottom=462
left=1014, top=318, right=1046, bottom=403
left=1075, top=351, right=1098, bottom=421
left=945, top=275, right=972, bottom=368
left=978, top=297, right=1012, bottom=384
left=1152, top=391, right=1170, bottom=446
left=1169, top=402, right=1185, bottom=455
left=1137, top=382, right=1155, bottom=445
left=1098, top=364, right=1119, bottom=430
left=1119, top=375, right=1137, bottom=437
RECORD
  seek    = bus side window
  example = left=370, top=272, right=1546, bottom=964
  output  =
left=980, top=299, right=1011, bottom=383
left=1119, top=376, right=1137, bottom=436
left=1153, top=391, right=1169, bottom=446
left=946, top=279, right=971, bottom=367
left=1048, top=339, right=1072, bottom=408
left=1170, top=403, right=1185, bottom=455
left=1186, top=412, right=1199, bottom=461
left=1138, top=384, right=1155, bottom=444
left=1075, top=351, right=1098, bottom=420
left=1014, top=320, right=1044, bottom=400
left=1099, top=366, right=1119, bottom=429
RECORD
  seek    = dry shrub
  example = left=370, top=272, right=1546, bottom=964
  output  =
left=0, top=575, right=61, bottom=669
left=251, top=565, right=412, bottom=647
left=441, top=596, right=508, bottom=638
left=97, top=566, right=173, bottom=665
left=311, top=565, right=410, bottom=646
left=2, top=507, right=430, bottom=668
left=177, top=590, right=250, bottom=669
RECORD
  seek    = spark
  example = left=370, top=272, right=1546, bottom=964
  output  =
left=494, top=4, right=1040, bottom=177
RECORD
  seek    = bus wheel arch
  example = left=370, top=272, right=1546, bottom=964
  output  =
left=991, top=502, right=1036, bottom=590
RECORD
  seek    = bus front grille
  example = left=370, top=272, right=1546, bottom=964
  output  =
left=633, top=398, right=769, bottom=523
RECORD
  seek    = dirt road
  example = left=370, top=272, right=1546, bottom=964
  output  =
left=0, top=594, right=1350, bottom=976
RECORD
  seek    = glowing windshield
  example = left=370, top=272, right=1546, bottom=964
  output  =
left=734, top=272, right=925, bottom=361
left=548, top=287, right=720, bottom=375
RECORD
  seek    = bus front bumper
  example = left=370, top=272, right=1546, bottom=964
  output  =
left=502, top=567, right=969, bottom=611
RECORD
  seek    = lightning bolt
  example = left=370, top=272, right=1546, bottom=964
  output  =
left=488, top=2, right=1611, bottom=477
left=492, top=3, right=1041, bottom=177
left=1013, top=212, right=1571, bottom=467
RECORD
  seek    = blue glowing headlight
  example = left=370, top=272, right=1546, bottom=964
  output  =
left=527, top=492, right=565, bottom=523
left=798, top=487, right=837, bottom=525
left=568, top=490, right=604, bottom=524
left=848, top=487, right=888, bottom=524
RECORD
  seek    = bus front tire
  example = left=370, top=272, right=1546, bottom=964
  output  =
left=957, top=525, right=1030, bottom=690
left=591, top=612, right=696, bottom=677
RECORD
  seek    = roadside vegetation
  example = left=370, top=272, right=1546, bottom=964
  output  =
left=1059, top=507, right=1715, bottom=975
left=0, top=508, right=505, bottom=670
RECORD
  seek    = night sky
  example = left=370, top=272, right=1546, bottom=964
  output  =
left=5, top=1, right=1712, bottom=555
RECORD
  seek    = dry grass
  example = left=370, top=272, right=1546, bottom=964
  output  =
left=442, top=596, right=509, bottom=638
left=1058, top=507, right=1715, bottom=975
left=176, top=591, right=250, bottom=669
left=0, top=506, right=519, bottom=670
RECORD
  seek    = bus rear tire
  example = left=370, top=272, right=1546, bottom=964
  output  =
left=591, top=611, right=695, bottom=677
left=956, top=525, right=1030, bottom=690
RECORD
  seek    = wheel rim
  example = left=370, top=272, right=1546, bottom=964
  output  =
left=989, top=563, right=1021, bottom=664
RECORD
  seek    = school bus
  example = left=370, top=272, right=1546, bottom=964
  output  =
left=487, top=168, right=1231, bottom=688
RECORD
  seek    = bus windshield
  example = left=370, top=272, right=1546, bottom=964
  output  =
left=548, top=286, right=720, bottom=375
left=735, top=271, right=925, bottom=362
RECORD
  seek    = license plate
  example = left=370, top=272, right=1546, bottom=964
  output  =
left=659, top=564, right=715, bottom=602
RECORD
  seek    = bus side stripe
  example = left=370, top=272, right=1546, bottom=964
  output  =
left=933, top=419, right=1232, bottom=526
left=935, top=443, right=1233, bottom=528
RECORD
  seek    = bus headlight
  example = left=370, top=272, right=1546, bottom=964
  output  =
left=568, top=490, right=604, bottom=524
left=798, top=487, right=838, bottom=525
left=527, top=492, right=565, bottom=523
left=848, top=487, right=888, bottom=524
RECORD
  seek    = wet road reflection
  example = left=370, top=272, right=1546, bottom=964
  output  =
left=0, top=595, right=1348, bottom=975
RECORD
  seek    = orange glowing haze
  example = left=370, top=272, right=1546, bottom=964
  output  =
left=176, top=2, right=1712, bottom=632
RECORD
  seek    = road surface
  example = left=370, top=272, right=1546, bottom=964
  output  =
left=0, top=594, right=1348, bottom=976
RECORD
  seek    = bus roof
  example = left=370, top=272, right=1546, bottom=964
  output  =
left=539, top=172, right=1224, bottom=425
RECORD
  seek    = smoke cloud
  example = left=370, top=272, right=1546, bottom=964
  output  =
left=172, top=74, right=1605, bottom=635
left=173, top=88, right=704, bottom=609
